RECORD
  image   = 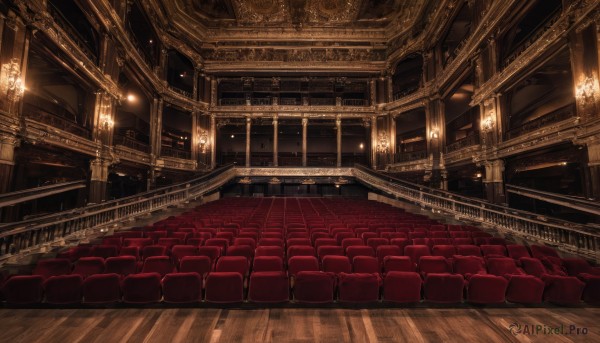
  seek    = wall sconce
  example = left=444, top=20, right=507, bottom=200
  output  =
left=429, top=129, right=439, bottom=140
left=481, top=114, right=495, bottom=132
left=99, top=113, right=114, bottom=130
left=1, top=58, right=25, bottom=101
left=198, top=130, right=208, bottom=153
left=376, top=131, right=389, bottom=153
left=576, top=75, right=598, bottom=106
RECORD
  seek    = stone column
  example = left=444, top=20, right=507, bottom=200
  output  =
left=89, top=158, right=110, bottom=204
left=336, top=115, right=342, bottom=167
left=302, top=117, right=308, bottom=167
left=482, top=159, right=506, bottom=204
left=191, top=111, right=199, bottom=164
left=388, top=113, right=396, bottom=164
left=245, top=117, right=251, bottom=167
left=210, top=114, right=217, bottom=169
left=425, top=98, right=445, bottom=188
left=363, top=118, right=371, bottom=168
left=273, top=116, right=278, bottom=167
left=371, top=116, right=377, bottom=169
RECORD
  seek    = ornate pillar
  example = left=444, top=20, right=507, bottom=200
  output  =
left=363, top=118, right=372, bottom=168
left=336, top=115, right=342, bottom=167
left=245, top=117, right=251, bottom=167
left=371, top=116, right=377, bottom=169
left=89, top=158, right=111, bottom=204
left=425, top=98, right=445, bottom=188
left=148, top=97, right=163, bottom=189
left=482, top=159, right=506, bottom=204
left=210, top=114, right=217, bottom=169
left=0, top=134, right=18, bottom=195
left=191, top=110, right=200, bottom=164
left=388, top=113, right=396, bottom=164
left=210, top=77, right=218, bottom=106
left=273, top=115, right=278, bottom=167
left=302, top=117, right=308, bottom=167
left=192, top=67, right=200, bottom=101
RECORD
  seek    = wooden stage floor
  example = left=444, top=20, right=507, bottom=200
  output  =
left=0, top=306, right=598, bottom=343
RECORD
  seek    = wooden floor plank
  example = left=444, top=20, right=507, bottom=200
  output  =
left=0, top=307, right=597, bottom=343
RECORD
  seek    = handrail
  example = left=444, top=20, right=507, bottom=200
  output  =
left=353, top=165, right=600, bottom=262
left=506, top=184, right=600, bottom=216
left=0, top=181, right=87, bottom=209
left=0, top=165, right=235, bottom=259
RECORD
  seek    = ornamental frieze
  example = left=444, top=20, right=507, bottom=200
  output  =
left=199, top=48, right=386, bottom=62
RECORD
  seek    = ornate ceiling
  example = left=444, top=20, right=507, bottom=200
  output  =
left=156, top=0, right=438, bottom=73
left=181, top=0, right=422, bottom=29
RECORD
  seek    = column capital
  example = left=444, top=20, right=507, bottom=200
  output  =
left=302, top=117, right=308, bottom=126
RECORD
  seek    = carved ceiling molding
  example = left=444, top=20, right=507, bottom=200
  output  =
left=231, top=0, right=290, bottom=25
left=199, top=47, right=387, bottom=63
left=304, top=0, right=361, bottom=25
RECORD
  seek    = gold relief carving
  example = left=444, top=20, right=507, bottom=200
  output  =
left=24, top=119, right=99, bottom=157
left=305, top=0, right=361, bottom=24
left=232, top=0, right=289, bottom=24
left=114, top=146, right=151, bottom=164
left=200, top=47, right=386, bottom=63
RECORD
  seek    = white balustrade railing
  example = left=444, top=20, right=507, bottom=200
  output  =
left=0, top=165, right=236, bottom=260
left=352, top=165, right=600, bottom=262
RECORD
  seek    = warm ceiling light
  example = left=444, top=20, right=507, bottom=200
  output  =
left=126, top=94, right=137, bottom=102
left=231, top=134, right=235, bottom=138
left=359, top=143, right=364, bottom=149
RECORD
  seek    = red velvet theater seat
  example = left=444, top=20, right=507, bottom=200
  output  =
left=180, top=256, right=213, bottom=276
left=171, top=245, right=200, bottom=266
left=383, top=272, right=422, bottom=303
left=404, top=245, right=431, bottom=265
left=216, top=256, right=249, bottom=277
left=486, top=257, right=543, bottom=304
left=2, top=275, right=44, bottom=304
left=248, top=272, right=289, bottom=303
left=383, top=256, right=416, bottom=273
left=255, top=246, right=285, bottom=260
left=353, top=256, right=380, bottom=274
left=122, top=273, right=162, bottom=304
left=480, top=245, right=507, bottom=258
left=142, top=245, right=168, bottom=260
left=253, top=256, right=284, bottom=272
left=197, top=246, right=222, bottom=263
left=341, top=238, right=365, bottom=250
left=162, top=272, right=202, bottom=303
left=226, top=245, right=255, bottom=262
left=346, top=246, right=375, bottom=261
left=287, top=245, right=316, bottom=258
left=561, top=258, right=600, bottom=277
left=423, top=273, right=464, bottom=303
left=453, top=255, right=487, bottom=279
left=142, top=256, right=176, bottom=277
left=432, top=245, right=456, bottom=259
left=72, top=257, right=105, bottom=279
left=288, top=256, right=320, bottom=277
left=317, top=246, right=345, bottom=260
left=322, top=255, right=352, bottom=275
left=43, top=274, right=83, bottom=304
left=104, top=256, right=137, bottom=277
left=419, top=256, right=452, bottom=277
left=376, top=245, right=402, bottom=266
left=338, top=273, right=381, bottom=303
left=579, top=273, right=600, bottom=305
left=530, top=245, right=560, bottom=259
left=119, top=246, right=140, bottom=260
left=33, top=258, right=72, bottom=280
left=82, top=273, right=121, bottom=304
left=542, top=275, right=585, bottom=305
left=506, top=245, right=531, bottom=260
left=466, top=274, right=508, bottom=304
left=205, top=272, right=244, bottom=304
left=293, top=271, right=336, bottom=304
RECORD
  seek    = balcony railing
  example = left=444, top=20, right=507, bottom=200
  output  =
left=113, top=135, right=150, bottom=153
left=396, top=150, right=427, bottom=162
left=167, top=85, right=193, bottom=99
left=353, top=165, right=600, bottom=262
left=161, top=146, right=191, bottom=160
left=393, top=86, right=420, bottom=101
left=280, top=98, right=300, bottom=106
left=0, top=165, right=235, bottom=259
left=310, top=98, right=336, bottom=106
left=445, top=133, right=480, bottom=153
left=505, top=103, right=575, bottom=140
left=0, top=181, right=86, bottom=208
left=24, top=106, right=91, bottom=139
left=220, top=98, right=246, bottom=106
left=47, top=4, right=97, bottom=63
left=502, top=9, right=561, bottom=70
left=251, top=98, right=272, bottom=106
left=342, top=99, right=368, bottom=107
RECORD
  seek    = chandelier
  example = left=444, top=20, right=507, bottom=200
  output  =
left=1, top=58, right=25, bottom=101
left=376, top=131, right=389, bottom=153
